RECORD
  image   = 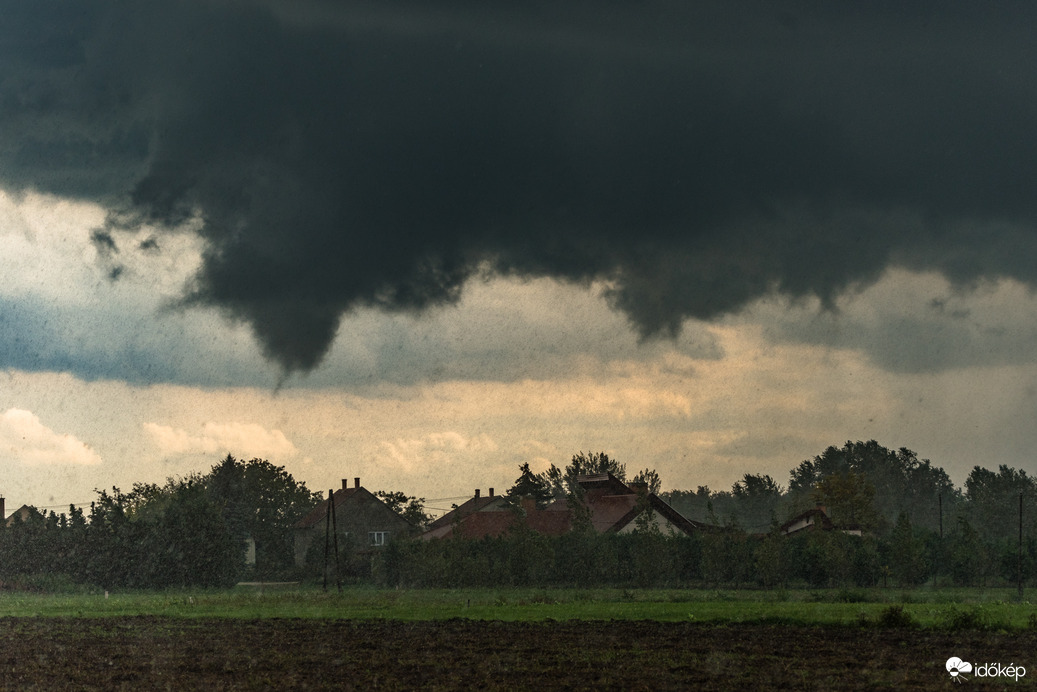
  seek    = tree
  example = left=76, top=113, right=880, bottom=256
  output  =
left=732, top=473, right=783, bottom=532
left=948, top=517, right=988, bottom=586
left=205, top=455, right=322, bottom=576
left=812, top=471, right=881, bottom=531
left=701, top=530, right=753, bottom=587
left=888, top=511, right=928, bottom=586
left=963, top=464, right=1037, bottom=543
left=789, top=440, right=956, bottom=531
left=78, top=479, right=241, bottom=588
left=505, top=462, right=554, bottom=508
left=753, top=529, right=786, bottom=588
left=569, top=451, right=626, bottom=481
left=660, top=486, right=727, bottom=526
left=142, top=478, right=239, bottom=587
left=632, top=468, right=662, bottom=495
left=632, top=484, right=659, bottom=536
left=543, top=451, right=628, bottom=499
left=375, top=490, right=432, bottom=530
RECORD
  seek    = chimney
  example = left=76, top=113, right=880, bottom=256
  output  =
left=489, top=488, right=494, bottom=497
left=0, top=496, right=4, bottom=521
left=520, top=496, right=535, bottom=513
left=341, top=479, right=348, bottom=490
left=354, top=477, right=361, bottom=489
left=474, top=489, right=481, bottom=499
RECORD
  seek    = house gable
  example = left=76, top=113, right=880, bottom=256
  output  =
left=613, top=495, right=713, bottom=536
left=293, top=478, right=415, bottom=566
left=4, top=504, right=35, bottom=528
left=570, top=473, right=707, bottom=537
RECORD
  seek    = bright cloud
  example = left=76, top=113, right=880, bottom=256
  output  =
left=374, top=432, right=500, bottom=474
left=144, top=421, right=298, bottom=460
left=0, top=408, right=102, bottom=466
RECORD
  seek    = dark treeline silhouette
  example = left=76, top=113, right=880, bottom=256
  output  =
left=0, top=455, right=321, bottom=590
left=357, top=442, right=1037, bottom=590
left=1, top=441, right=1035, bottom=590
left=662, top=441, right=959, bottom=534
left=655, top=440, right=1037, bottom=588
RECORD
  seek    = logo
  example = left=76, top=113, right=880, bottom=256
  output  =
left=946, top=657, right=972, bottom=682
left=946, top=657, right=1026, bottom=683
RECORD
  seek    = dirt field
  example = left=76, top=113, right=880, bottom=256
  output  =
left=0, top=617, right=1031, bottom=690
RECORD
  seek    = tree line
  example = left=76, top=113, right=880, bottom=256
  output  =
left=1, top=441, right=1035, bottom=590
left=347, top=442, right=1037, bottom=590
left=0, top=455, right=321, bottom=590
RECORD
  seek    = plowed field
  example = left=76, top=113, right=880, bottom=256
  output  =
left=0, top=618, right=1029, bottom=690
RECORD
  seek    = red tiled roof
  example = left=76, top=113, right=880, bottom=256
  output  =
left=427, top=495, right=506, bottom=530
left=421, top=473, right=709, bottom=539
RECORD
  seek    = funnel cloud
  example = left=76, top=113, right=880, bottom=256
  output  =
left=3, top=2, right=1037, bottom=373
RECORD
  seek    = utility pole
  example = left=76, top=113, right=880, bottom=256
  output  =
left=330, top=488, right=342, bottom=594
left=936, top=492, right=943, bottom=588
left=1019, top=492, right=1024, bottom=601
left=322, top=489, right=342, bottom=593
left=323, top=491, right=332, bottom=592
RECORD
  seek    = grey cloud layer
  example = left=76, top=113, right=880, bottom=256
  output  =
left=3, top=1, right=1037, bottom=375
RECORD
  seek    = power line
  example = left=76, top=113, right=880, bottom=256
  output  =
left=7, top=501, right=94, bottom=511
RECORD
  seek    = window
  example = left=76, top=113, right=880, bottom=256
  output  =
left=369, top=531, right=388, bottom=546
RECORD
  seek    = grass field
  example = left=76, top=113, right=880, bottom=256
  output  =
left=1, top=587, right=1034, bottom=689
left=1, top=584, right=1035, bottom=630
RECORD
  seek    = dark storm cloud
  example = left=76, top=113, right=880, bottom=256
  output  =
left=3, top=1, right=1037, bottom=373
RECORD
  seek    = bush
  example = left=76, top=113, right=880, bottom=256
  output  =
left=877, top=604, right=917, bottom=628
left=941, top=606, right=1005, bottom=631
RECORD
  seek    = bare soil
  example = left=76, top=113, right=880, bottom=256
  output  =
left=0, top=618, right=1031, bottom=690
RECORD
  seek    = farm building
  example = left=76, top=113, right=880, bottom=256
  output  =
left=292, top=478, right=416, bottom=566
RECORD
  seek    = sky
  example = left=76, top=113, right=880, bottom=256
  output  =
left=3, top=1, right=1037, bottom=517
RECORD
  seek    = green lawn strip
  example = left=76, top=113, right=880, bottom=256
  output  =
left=0, top=587, right=1034, bottom=629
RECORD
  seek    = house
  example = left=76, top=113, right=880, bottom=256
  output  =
left=423, top=494, right=571, bottom=540
left=780, top=506, right=862, bottom=537
left=292, top=477, right=416, bottom=566
left=422, top=487, right=509, bottom=539
left=6, top=506, right=33, bottom=527
left=422, top=474, right=709, bottom=540
left=551, top=473, right=712, bottom=536
left=0, top=497, right=35, bottom=528
left=421, top=487, right=514, bottom=539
